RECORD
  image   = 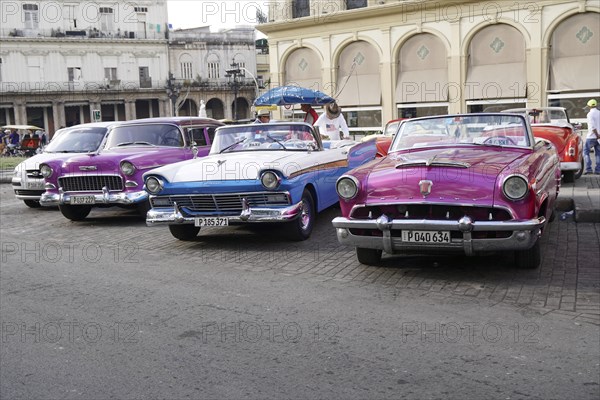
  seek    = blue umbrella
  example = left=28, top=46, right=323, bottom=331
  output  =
left=254, top=86, right=335, bottom=106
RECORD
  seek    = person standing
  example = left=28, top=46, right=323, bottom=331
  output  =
left=314, top=102, right=350, bottom=140
left=301, top=103, right=319, bottom=125
left=584, top=99, right=600, bottom=175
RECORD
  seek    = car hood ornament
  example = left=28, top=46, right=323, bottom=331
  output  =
left=419, top=179, right=433, bottom=197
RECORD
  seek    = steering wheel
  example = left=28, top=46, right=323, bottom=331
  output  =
left=483, top=136, right=517, bottom=146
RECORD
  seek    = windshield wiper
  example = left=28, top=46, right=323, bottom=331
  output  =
left=116, top=141, right=155, bottom=147
left=116, top=142, right=134, bottom=147
left=219, top=138, right=246, bottom=154
left=266, top=134, right=287, bottom=150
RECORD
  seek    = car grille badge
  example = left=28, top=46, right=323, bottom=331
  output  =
left=419, top=179, right=433, bottom=197
left=79, top=166, right=97, bottom=171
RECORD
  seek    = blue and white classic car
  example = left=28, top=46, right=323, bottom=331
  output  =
left=144, top=122, right=376, bottom=241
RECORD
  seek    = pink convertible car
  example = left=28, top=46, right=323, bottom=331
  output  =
left=332, top=113, right=561, bottom=269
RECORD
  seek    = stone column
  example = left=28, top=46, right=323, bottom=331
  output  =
left=124, top=100, right=136, bottom=120
left=52, top=101, right=65, bottom=132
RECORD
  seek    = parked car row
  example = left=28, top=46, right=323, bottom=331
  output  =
left=12, top=111, right=563, bottom=269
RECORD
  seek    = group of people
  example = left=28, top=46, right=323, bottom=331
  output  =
left=254, top=102, right=350, bottom=141
left=584, top=98, right=600, bottom=175
left=0, top=128, right=47, bottom=156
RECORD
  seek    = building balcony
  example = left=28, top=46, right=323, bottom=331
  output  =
left=1, top=27, right=167, bottom=40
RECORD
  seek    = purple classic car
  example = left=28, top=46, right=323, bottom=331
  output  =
left=12, top=122, right=116, bottom=208
left=332, top=113, right=561, bottom=269
left=39, top=117, right=224, bottom=221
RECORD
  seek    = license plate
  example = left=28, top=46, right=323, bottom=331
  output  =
left=401, top=230, right=450, bottom=243
left=71, top=195, right=95, bottom=205
left=25, top=180, right=45, bottom=190
left=195, top=217, right=229, bottom=227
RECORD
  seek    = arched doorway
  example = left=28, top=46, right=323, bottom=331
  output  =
left=206, top=98, right=225, bottom=119
left=178, top=99, right=198, bottom=116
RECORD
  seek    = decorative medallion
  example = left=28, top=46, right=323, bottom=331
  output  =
left=417, top=45, right=430, bottom=60
left=354, top=52, right=365, bottom=65
left=298, top=58, right=308, bottom=71
left=489, top=37, right=505, bottom=53
left=576, top=26, right=593, bottom=44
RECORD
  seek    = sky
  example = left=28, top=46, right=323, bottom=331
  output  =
left=167, top=0, right=269, bottom=32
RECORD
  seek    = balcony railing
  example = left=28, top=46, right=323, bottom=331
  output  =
left=0, top=80, right=258, bottom=93
left=2, top=27, right=167, bottom=40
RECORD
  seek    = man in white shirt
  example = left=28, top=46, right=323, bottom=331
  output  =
left=314, top=102, right=350, bottom=140
left=584, top=99, right=600, bottom=175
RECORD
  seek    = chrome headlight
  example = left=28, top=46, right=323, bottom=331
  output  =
left=40, top=164, right=53, bottom=178
left=336, top=176, right=359, bottom=200
left=145, top=176, right=163, bottom=195
left=260, top=171, right=280, bottom=190
left=120, top=161, right=136, bottom=176
left=502, top=175, right=529, bottom=201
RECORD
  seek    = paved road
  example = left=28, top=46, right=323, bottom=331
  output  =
left=1, top=184, right=599, bottom=399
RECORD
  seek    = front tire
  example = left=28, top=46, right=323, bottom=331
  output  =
left=287, top=189, right=315, bottom=241
left=356, top=248, right=382, bottom=265
left=59, top=204, right=92, bottom=221
left=574, top=157, right=584, bottom=180
left=169, top=224, right=200, bottom=241
left=137, top=200, right=151, bottom=217
left=24, top=200, right=41, bottom=208
left=563, top=170, right=575, bottom=183
left=514, top=241, right=541, bottom=269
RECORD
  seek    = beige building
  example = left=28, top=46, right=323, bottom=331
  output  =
left=258, top=0, right=600, bottom=134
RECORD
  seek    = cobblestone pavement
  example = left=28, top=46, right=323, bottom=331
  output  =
left=1, top=184, right=599, bottom=326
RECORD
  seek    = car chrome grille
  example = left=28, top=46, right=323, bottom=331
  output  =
left=26, top=169, right=42, bottom=179
left=351, top=204, right=513, bottom=222
left=152, top=192, right=290, bottom=212
left=59, top=175, right=123, bottom=192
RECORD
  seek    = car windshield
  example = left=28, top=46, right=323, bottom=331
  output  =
left=384, top=121, right=401, bottom=136
left=44, top=127, right=107, bottom=153
left=505, top=108, right=570, bottom=125
left=105, top=124, right=184, bottom=148
left=390, top=114, right=531, bottom=152
left=210, top=123, right=318, bottom=154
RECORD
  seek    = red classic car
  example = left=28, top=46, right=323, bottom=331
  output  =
left=504, top=107, right=583, bottom=182
left=332, top=113, right=561, bottom=269
left=361, top=118, right=407, bottom=158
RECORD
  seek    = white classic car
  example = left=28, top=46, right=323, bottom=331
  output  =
left=144, top=122, right=377, bottom=241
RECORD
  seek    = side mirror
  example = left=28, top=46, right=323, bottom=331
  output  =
left=192, top=146, right=199, bottom=159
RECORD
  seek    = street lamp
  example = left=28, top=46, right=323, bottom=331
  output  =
left=166, top=72, right=181, bottom=117
left=225, top=62, right=244, bottom=120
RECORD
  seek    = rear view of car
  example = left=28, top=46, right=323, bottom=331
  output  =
left=11, top=122, right=115, bottom=208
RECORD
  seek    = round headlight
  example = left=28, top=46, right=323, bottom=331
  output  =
left=145, top=177, right=163, bottom=195
left=40, top=164, right=53, bottom=178
left=260, top=171, right=280, bottom=190
left=503, top=175, right=529, bottom=201
left=120, top=161, right=136, bottom=176
left=337, top=176, right=359, bottom=200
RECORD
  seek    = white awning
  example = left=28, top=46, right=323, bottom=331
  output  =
left=396, top=33, right=448, bottom=102
left=465, top=24, right=526, bottom=99
left=336, top=41, right=381, bottom=106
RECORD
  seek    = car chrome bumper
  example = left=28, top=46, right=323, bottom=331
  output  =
left=40, top=189, right=147, bottom=207
left=331, top=215, right=545, bottom=256
left=12, top=177, right=46, bottom=200
left=560, top=161, right=581, bottom=171
left=146, top=200, right=304, bottom=226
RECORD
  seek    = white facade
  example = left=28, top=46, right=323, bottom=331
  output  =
left=0, top=1, right=266, bottom=134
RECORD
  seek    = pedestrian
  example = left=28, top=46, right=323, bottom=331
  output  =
left=7, top=129, right=19, bottom=149
left=583, top=99, right=600, bottom=175
left=314, top=102, right=350, bottom=140
left=254, top=109, right=271, bottom=124
left=301, top=103, right=319, bottom=125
